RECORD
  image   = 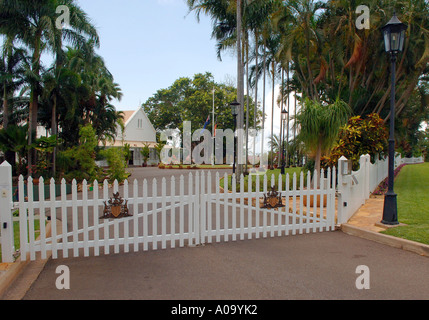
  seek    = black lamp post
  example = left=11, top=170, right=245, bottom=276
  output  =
left=230, top=100, right=240, bottom=175
left=381, top=12, right=407, bottom=225
left=281, top=108, right=288, bottom=175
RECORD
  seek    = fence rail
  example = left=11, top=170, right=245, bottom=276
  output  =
left=1, top=165, right=337, bottom=262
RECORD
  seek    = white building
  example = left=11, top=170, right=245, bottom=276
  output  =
left=98, top=108, right=159, bottom=167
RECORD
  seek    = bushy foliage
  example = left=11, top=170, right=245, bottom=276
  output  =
left=322, top=114, right=389, bottom=170
left=100, top=147, right=130, bottom=183
left=59, top=124, right=101, bottom=182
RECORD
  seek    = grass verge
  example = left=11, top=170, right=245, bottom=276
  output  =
left=220, top=167, right=308, bottom=192
left=381, top=163, right=429, bottom=245
left=0, top=218, right=40, bottom=262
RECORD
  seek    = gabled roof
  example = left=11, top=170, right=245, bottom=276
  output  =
left=120, top=108, right=156, bottom=133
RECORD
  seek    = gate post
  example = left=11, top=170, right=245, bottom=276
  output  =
left=0, top=161, right=14, bottom=263
left=337, top=156, right=350, bottom=225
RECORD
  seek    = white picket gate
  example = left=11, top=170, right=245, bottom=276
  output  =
left=1, top=164, right=337, bottom=262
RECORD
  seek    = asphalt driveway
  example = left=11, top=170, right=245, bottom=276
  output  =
left=22, top=230, right=429, bottom=300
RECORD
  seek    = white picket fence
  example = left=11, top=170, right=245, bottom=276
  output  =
left=337, top=154, right=424, bottom=224
left=0, top=163, right=337, bottom=262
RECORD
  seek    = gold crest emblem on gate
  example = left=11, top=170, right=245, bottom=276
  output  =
left=100, top=192, right=131, bottom=219
left=261, top=187, right=285, bottom=209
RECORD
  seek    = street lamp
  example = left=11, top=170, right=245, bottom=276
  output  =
left=230, top=100, right=240, bottom=175
left=281, top=108, right=288, bottom=175
left=381, top=12, right=407, bottom=225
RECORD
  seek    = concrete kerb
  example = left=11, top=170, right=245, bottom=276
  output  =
left=0, top=218, right=61, bottom=300
left=341, top=223, right=429, bottom=258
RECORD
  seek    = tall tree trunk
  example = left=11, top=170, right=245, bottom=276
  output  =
left=270, top=60, right=275, bottom=169
left=28, top=34, right=42, bottom=171
left=261, top=39, right=267, bottom=161
left=313, top=140, right=322, bottom=188
left=3, top=85, right=15, bottom=169
left=51, top=94, right=57, bottom=177
left=278, top=68, right=284, bottom=168
left=236, top=0, right=244, bottom=181
left=3, top=85, right=9, bottom=129
left=286, top=63, right=290, bottom=167
left=253, top=30, right=259, bottom=166
left=245, top=32, right=249, bottom=174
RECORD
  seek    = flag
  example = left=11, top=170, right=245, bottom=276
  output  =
left=201, top=116, right=210, bottom=134
left=203, top=115, right=210, bottom=129
left=213, top=123, right=218, bottom=137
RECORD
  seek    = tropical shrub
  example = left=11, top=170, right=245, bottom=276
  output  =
left=60, top=124, right=101, bottom=182
left=100, top=147, right=130, bottom=183
left=322, top=114, right=389, bottom=171
left=141, top=143, right=150, bottom=166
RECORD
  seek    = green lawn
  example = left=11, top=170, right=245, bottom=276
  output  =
left=0, top=218, right=40, bottom=262
left=220, top=167, right=307, bottom=192
left=381, top=163, right=429, bottom=245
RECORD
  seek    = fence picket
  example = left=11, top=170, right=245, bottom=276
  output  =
left=18, top=176, right=27, bottom=261
left=299, top=172, right=304, bottom=235
left=247, top=174, right=252, bottom=240
left=239, top=174, right=244, bottom=240
left=93, top=180, right=100, bottom=256
left=38, top=177, right=46, bottom=259
left=207, top=171, right=212, bottom=244
left=270, top=174, right=275, bottom=238
left=231, top=174, right=237, bottom=241
left=215, top=172, right=221, bottom=243
left=161, top=177, right=167, bottom=249
left=319, top=169, right=324, bottom=232
left=143, top=179, right=148, bottom=251
left=123, top=179, right=129, bottom=253
left=331, top=167, right=337, bottom=230
left=188, top=173, right=193, bottom=246
left=306, top=171, right=311, bottom=234
left=152, top=178, right=158, bottom=250
left=27, top=177, right=35, bottom=260
left=170, top=176, right=176, bottom=249
left=285, top=173, right=290, bottom=236
left=72, top=180, right=79, bottom=257
left=133, top=179, right=139, bottom=252
left=263, top=174, right=267, bottom=238
left=223, top=172, right=229, bottom=242
left=278, top=174, right=283, bottom=237
left=179, top=175, right=184, bottom=247
left=292, top=173, right=297, bottom=236
left=255, top=174, right=260, bottom=239
left=198, top=171, right=204, bottom=245
left=61, top=179, right=68, bottom=258
left=195, top=172, right=200, bottom=246
left=312, top=170, right=318, bottom=233
left=82, top=180, right=89, bottom=257
left=103, top=180, right=109, bottom=255
left=113, top=180, right=120, bottom=254
left=50, top=178, right=58, bottom=259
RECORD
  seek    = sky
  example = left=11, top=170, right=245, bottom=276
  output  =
left=76, top=0, right=238, bottom=111
left=73, top=0, right=295, bottom=144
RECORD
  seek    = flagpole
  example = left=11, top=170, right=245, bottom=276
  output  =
left=212, top=87, right=215, bottom=166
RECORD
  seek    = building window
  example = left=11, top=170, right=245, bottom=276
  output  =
left=137, top=119, right=142, bottom=128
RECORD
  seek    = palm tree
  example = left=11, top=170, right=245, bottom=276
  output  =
left=295, top=97, right=351, bottom=186
left=0, top=0, right=99, bottom=167
left=1, top=36, right=27, bottom=128
left=0, top=124, right=29, bottom=175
